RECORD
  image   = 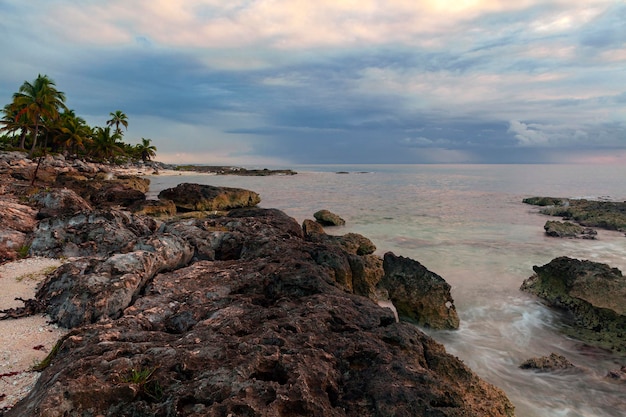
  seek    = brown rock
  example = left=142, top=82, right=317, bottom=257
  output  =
left=159, top=182, right=261, bottom=212
left=519, top=353, right=576, bottom=371
left=379, top=252, right=460, bottom=330
left=314, top=209, right=346, bottom=226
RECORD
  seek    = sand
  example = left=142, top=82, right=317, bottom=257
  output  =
left=0, top=258, right=66, bottom=410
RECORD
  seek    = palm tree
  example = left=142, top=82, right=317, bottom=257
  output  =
left=53, top=110, right=92, bottom=156
left=135, top=138, right=157, bottom=162
left=12, top=74, right=66, bottom=156
left=88, top=126, right=124, bottom=162
left=0, top=102, right=29, bottom=149
left=106, top=110, right=128, bottom=136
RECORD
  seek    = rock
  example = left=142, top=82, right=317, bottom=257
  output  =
left=519, top=353, right=576, bottom=371
left=523, top=196, right=565, bottom=206
left=29, top=209, right=159, bottom=258
left=36, top=234, right=194, bottom=328
left=521, top=257, right=626, bottom=353
left=11, top=209, right=514, bottom=416
left=30, top=188, right=93, bottom=219
left=0, top=199, right=37, bottom=233
left=379, top=252, right=460, bottom=330
left=158, top=182, right=261, bottom=212
left=606, top=365, right=626, bottom=383
left=129, top=199, right=177, bottom=217
left=91, top=183, right=147, bottom=207
left=543, top=220, right=597, bottom=239
left=526, top=197, right=626, bottom=232
left=314, top=209, right=346, bottom=226
left=0, top=199, right=37, bottom=262
left=302, top=218, right=326, bottom=237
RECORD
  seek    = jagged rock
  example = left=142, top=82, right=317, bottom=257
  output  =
left=379, top=252, right=460, bottom=330
left=36, top=234, right=194, bottom=328
left=30, top=188, right=93, bottom=219
left=606, top=365, right=626, bottom=383
left=519, top=353, right=576, bottom=371
left=11, top=209, right=515, bottom=416
left=129, top=199, right=177, bottom=217
left=158, top=182, right=261, bottom=212
left=521, top=257, right=626, bottom=353
left=314, top=209, right=346, bottom=226
left=29, top=209, right=159, bottom=258
left=543, top=220, right=597, bottom=239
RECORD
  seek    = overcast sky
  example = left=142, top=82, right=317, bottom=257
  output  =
left=1, top=1, right=625, bottom=165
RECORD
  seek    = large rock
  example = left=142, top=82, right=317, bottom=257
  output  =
left=379, top=252, right=460, bottom=330
left=543, top=220, right=596, bottom=239
left=30, top=188, right=93, bottom=219
left=521, top=257, right=626, bottom=353
left=314, top=209, right=346, bottom=226
left=11, top=209, right=514, bottom=416
left=29, top=209, right=159, bottom=258
left=36, top=234, right=194, bottom=328
left=159, top=182, right=261, bottom=212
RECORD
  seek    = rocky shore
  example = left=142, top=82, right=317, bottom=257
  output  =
left=0, top=152, right=515, bottom=416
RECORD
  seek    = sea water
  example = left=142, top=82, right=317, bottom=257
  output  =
left=147, top=164, right=626, bottom=417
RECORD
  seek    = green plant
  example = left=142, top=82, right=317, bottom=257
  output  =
left=32, top=337, right=63, bottom=372
left=16, top=244, right=30, bottom=259
left=16, top=265, right=58, bottom=282
left=120, top=366, right=163, bottom=401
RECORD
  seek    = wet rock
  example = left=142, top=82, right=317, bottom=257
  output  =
left=519, top=353, right=576, bottom=371
left=158, top=182, right=261, bottom=212
left=29, top=209, right=159, bottom=258
left=379, top=252, right=460, bottom=330
left=543, top=220, right=597, bottom=239
left=606, top=365, right=626, bottom=383
left=525, top=197, right=626, bottom=232
left=521, top=257, right=626, bottom=353
left=314, top=209, right=346, bottom=226
left=523, top=196, right=566, bottom=206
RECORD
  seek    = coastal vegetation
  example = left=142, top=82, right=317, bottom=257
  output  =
left=0, top=74, right=156, bottom=164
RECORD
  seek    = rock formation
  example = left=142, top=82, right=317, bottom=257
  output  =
left=6, top=207, right=514, bottom=417
left=379, top=253, right=460, bottom=330
left=314, top=209, right=346, bottom=226
left=521, top=257, right=626, bottom=353
left=158, top=182, right=261, bottom=212
left=0, top=152, right=515, bottom=416
left=519, top=353, right=576, bottom=372
left=543, top=220, right=597, bottom=239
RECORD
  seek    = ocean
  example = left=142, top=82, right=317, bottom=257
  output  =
left=147, top=164, right=626, bottom=417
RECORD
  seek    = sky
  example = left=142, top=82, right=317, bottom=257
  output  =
left=1, top=0, right=625, bottom=165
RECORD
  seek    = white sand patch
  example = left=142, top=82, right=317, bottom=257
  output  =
left=0, top=258, right=67, bottom=410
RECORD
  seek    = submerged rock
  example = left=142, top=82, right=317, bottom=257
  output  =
left=519, top=353, right=576, bottom=372
left=521, top=257, right=626, bottom=353
left=525, top=197, right=626, bottom=232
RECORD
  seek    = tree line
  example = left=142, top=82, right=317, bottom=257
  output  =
left=0, top=74, right=157, bottom=163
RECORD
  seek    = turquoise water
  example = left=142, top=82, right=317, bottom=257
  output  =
left=148, top=164, right=626, bottom=417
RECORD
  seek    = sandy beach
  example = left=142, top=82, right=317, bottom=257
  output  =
left=0, top=258, right=66, bottom=410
